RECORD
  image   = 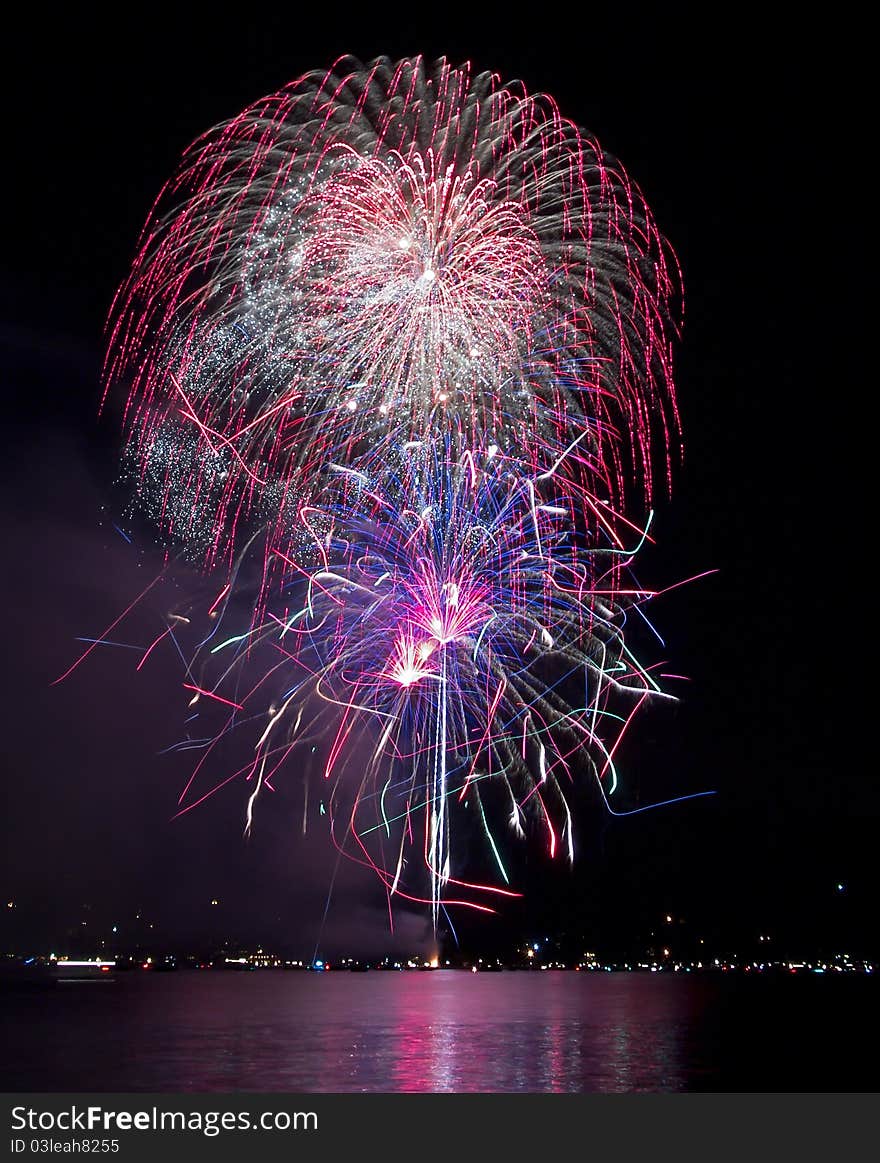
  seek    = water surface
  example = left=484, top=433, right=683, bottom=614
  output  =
left=2, top=971, right=876, bottom=1092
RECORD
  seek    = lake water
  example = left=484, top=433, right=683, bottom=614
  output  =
left=2, top=971, right=876, bottom=1092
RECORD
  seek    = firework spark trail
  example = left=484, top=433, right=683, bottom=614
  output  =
left=94, top=55, right=688, bottom=921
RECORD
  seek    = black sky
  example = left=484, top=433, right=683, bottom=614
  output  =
left=1, top=12, right=868, bottom=959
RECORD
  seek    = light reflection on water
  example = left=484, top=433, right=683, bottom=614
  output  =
left=380, top=973, right=695, bottom=1092
left=2, top=970, right=874, bottom=1092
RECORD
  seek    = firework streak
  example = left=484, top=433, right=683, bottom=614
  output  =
left=101, top=57, right=685, bottom=924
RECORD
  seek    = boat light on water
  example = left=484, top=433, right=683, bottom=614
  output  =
left=53, top=959, right=116, bottom=982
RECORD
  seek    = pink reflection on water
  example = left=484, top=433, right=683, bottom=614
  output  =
left=381, top=971, right=691, bottom=1092
left=1, top=968, right=721, bottom=1091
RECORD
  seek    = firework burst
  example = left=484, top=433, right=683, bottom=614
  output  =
left=96, top=56, right=686, bottom=925
left=174, top=440, right=672, bottom=921
left=104, top=56, right=680, bottom=580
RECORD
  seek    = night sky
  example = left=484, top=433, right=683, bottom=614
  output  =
left=1, top=13, right=867, bottom=960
